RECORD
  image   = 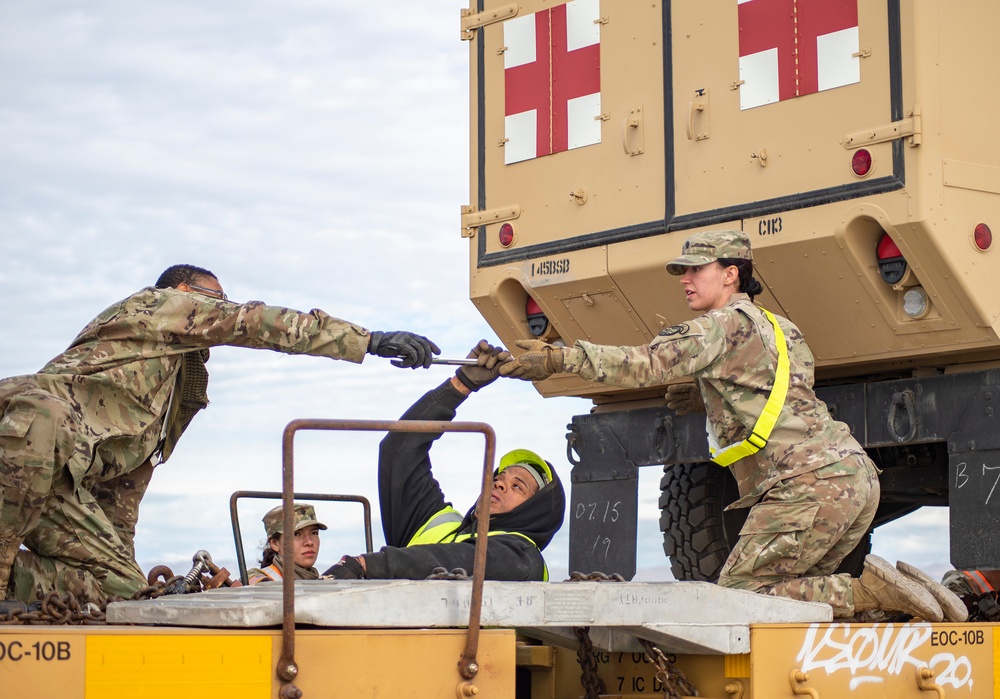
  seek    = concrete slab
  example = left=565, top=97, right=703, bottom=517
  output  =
left=107, top=580, right=832, bottom=654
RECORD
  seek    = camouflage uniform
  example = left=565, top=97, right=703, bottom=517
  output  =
left=941, top=569, right=997, bottom=597
left=1, top=287, right=368, bottom=603
left=562, top=292, right=879, bottom=616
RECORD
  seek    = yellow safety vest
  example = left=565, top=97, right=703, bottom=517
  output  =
left=710, top=307, right=790, bottom=468
left=406, top=506, right=549, bottom=581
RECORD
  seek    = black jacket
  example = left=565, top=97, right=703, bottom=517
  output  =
left=362, top=379, right=565, bottom=580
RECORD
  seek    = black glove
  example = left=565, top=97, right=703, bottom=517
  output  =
left=322, top=556, right=365, bottom=579
left=367, top=330, right=441, bottom=369
left=455, top=340, right=511, bottom=392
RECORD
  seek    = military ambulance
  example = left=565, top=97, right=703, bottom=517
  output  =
left=461, top=0, right=1000, bottom=581
left=5, top=1, right=1000, bottom=697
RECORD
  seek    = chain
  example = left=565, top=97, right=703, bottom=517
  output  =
left=639, top=638, right=698, bottom=699
left=572, top=626, right=607, bottom=699
left=566, top=570, right=626, bottom=582
left=425, top=567, right=471, bottom=580
left=0, top=591, right=106, bottom=625
left=564, top=572, right=623, bottom=698
left=1, top=550, right=238, bottom=624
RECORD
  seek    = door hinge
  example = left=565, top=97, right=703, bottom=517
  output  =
left=460, top=204, right=521, bottom=237
left=843, top=106, right=922, bottom=148
left=461, top=4, right=519, bottom=40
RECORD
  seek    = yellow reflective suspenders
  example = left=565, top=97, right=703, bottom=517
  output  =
left=710, top=307, right=790, bottom=467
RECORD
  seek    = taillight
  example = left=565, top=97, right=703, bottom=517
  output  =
left=852, top=149, right=873, bottom=177
left=974, top=223, right=993, bottom=251
left=526, top=297, right=548, bottom=336
left=876, top=234, right=907, bottom=285
left=499, top=223, right=515, bottom=247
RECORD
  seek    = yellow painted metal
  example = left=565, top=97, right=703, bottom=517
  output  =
left=0, top=626, right=516, bottom=698
left=86, top=635, right=271, bottom=698
left=751, top=623, right=995, bottom=699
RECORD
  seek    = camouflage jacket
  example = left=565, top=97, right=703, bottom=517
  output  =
left=563, top=293, right=866, bottom=508
left=1, top=286, right=370, bottom=490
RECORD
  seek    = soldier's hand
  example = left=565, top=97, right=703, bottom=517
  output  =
left=322, top=556, right=366, bottom=579
left=455, top=340, right=511, bottom=392
left=498, top=340, right=565, bottom=381
left=368, top=330, right=441, bottom=369
left=665, top=382, right=705, bottom=415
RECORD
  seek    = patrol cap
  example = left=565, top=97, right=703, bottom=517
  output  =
left=262, top=503, right=328, bottom=538
left=666, top=230, right=753, bottom=276
left=497, top=449, right=553, bottom=491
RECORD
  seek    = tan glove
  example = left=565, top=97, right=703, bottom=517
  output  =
left=498, top=340, right=565, bottom=381
left=665, top=382, right=705, bottom=415
left=455, top=340, right=511, bottom=391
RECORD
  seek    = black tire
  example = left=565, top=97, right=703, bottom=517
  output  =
left=659, top=462, right=746, bottom=581
left=659, top=462, right=872, bottom=581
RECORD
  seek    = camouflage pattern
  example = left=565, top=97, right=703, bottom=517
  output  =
left=262, top=503, right=328, bottom=538
left=1, top=286, right=370, bottom=602
left=665, top=229, right=753, bottom=275
left=716, top=455, right=880, bottom=617
left=941, top=569, right=998, bottom=597
left=563, top=294, right=868, bottom=508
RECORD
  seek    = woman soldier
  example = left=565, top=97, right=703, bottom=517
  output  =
left=247, top=503, right=326, bottom=584
left=500, top=229, right=965, bottom=622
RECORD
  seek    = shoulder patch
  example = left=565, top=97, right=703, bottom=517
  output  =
left=658, top=323, right=690, bottom=337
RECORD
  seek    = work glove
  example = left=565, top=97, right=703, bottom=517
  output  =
left=455, top=340, right=511, bottom=392
left=498, top=340, right=564, bottom=381
left=322, top=556, right=365, bottom=579
left=367, top=330, right=441, bottom=369
left=665, top=383, right=705, bottom=415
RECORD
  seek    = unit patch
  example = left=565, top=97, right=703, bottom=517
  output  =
left=659, top=323, right=690, bottom=337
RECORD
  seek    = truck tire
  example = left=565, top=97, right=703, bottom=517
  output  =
left=659, top=462, right=871, bottom=581
left=659, top=462, right=746, bottom=581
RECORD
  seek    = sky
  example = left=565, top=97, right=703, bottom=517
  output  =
left=0, top=1, right=952, bottom=587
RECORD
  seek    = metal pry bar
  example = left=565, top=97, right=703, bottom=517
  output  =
left=429, top=358, right=479, bottom=366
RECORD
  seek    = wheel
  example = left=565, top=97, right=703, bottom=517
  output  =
left=659, top=462, right=872, bottom=581
left=659, top=462, right=747, bottom=581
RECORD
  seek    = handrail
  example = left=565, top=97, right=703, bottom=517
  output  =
left=274, top=418, right=497, bottom=698
left=229, top=490, right=374, bottom=585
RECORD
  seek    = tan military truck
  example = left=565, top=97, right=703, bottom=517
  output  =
left=461, top=0, right=1000, bottom=580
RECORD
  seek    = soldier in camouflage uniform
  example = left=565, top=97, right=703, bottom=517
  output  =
left=247, top=503, right=327, bottom=584
left=0, top=264, right=439, bottom=605
left=501, top=230, right=966, bottom=622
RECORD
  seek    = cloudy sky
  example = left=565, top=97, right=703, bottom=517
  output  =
left=0, top=1, right=951, bottom=586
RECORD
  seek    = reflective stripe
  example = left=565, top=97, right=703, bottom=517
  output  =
left=710, top=307, right=790, bottom=468
left=965, top=570, right=995, bottom=593
left=406, top=507, right=464, bottom=546
left=405, top=508, right=549, bottom=581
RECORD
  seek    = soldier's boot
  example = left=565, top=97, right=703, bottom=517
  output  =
left=852, top=554, right=944, bottom=622
left=896, top=560, right=969, bottom=622
left=0, top=539, right=19, bottom=601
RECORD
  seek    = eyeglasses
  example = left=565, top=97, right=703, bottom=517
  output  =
left=187, top=284, right=228, bottom=301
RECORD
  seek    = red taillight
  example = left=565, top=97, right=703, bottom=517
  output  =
left=876, top=233, right=907, bottom=285
left=498, top=223, right=515, bottom=247
left=876, top=234, right=903, bottom=260
left=852, top=149, right=873, bottom=177
left=974, top=223, right=993, bottom=251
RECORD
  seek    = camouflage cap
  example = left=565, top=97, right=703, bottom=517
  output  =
left=262, top=503, right=328, bottom=538
left=666, top=230, right=753, bottom=275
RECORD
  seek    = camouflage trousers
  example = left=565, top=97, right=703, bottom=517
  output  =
left=716, top=454, right=880, bottom=617
left=1, top=386, right=147, bottom=604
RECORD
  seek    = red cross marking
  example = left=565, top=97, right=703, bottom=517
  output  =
left=505, top=4, right=600, bottom=157
left=739, top=0, right=857, bottom=100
